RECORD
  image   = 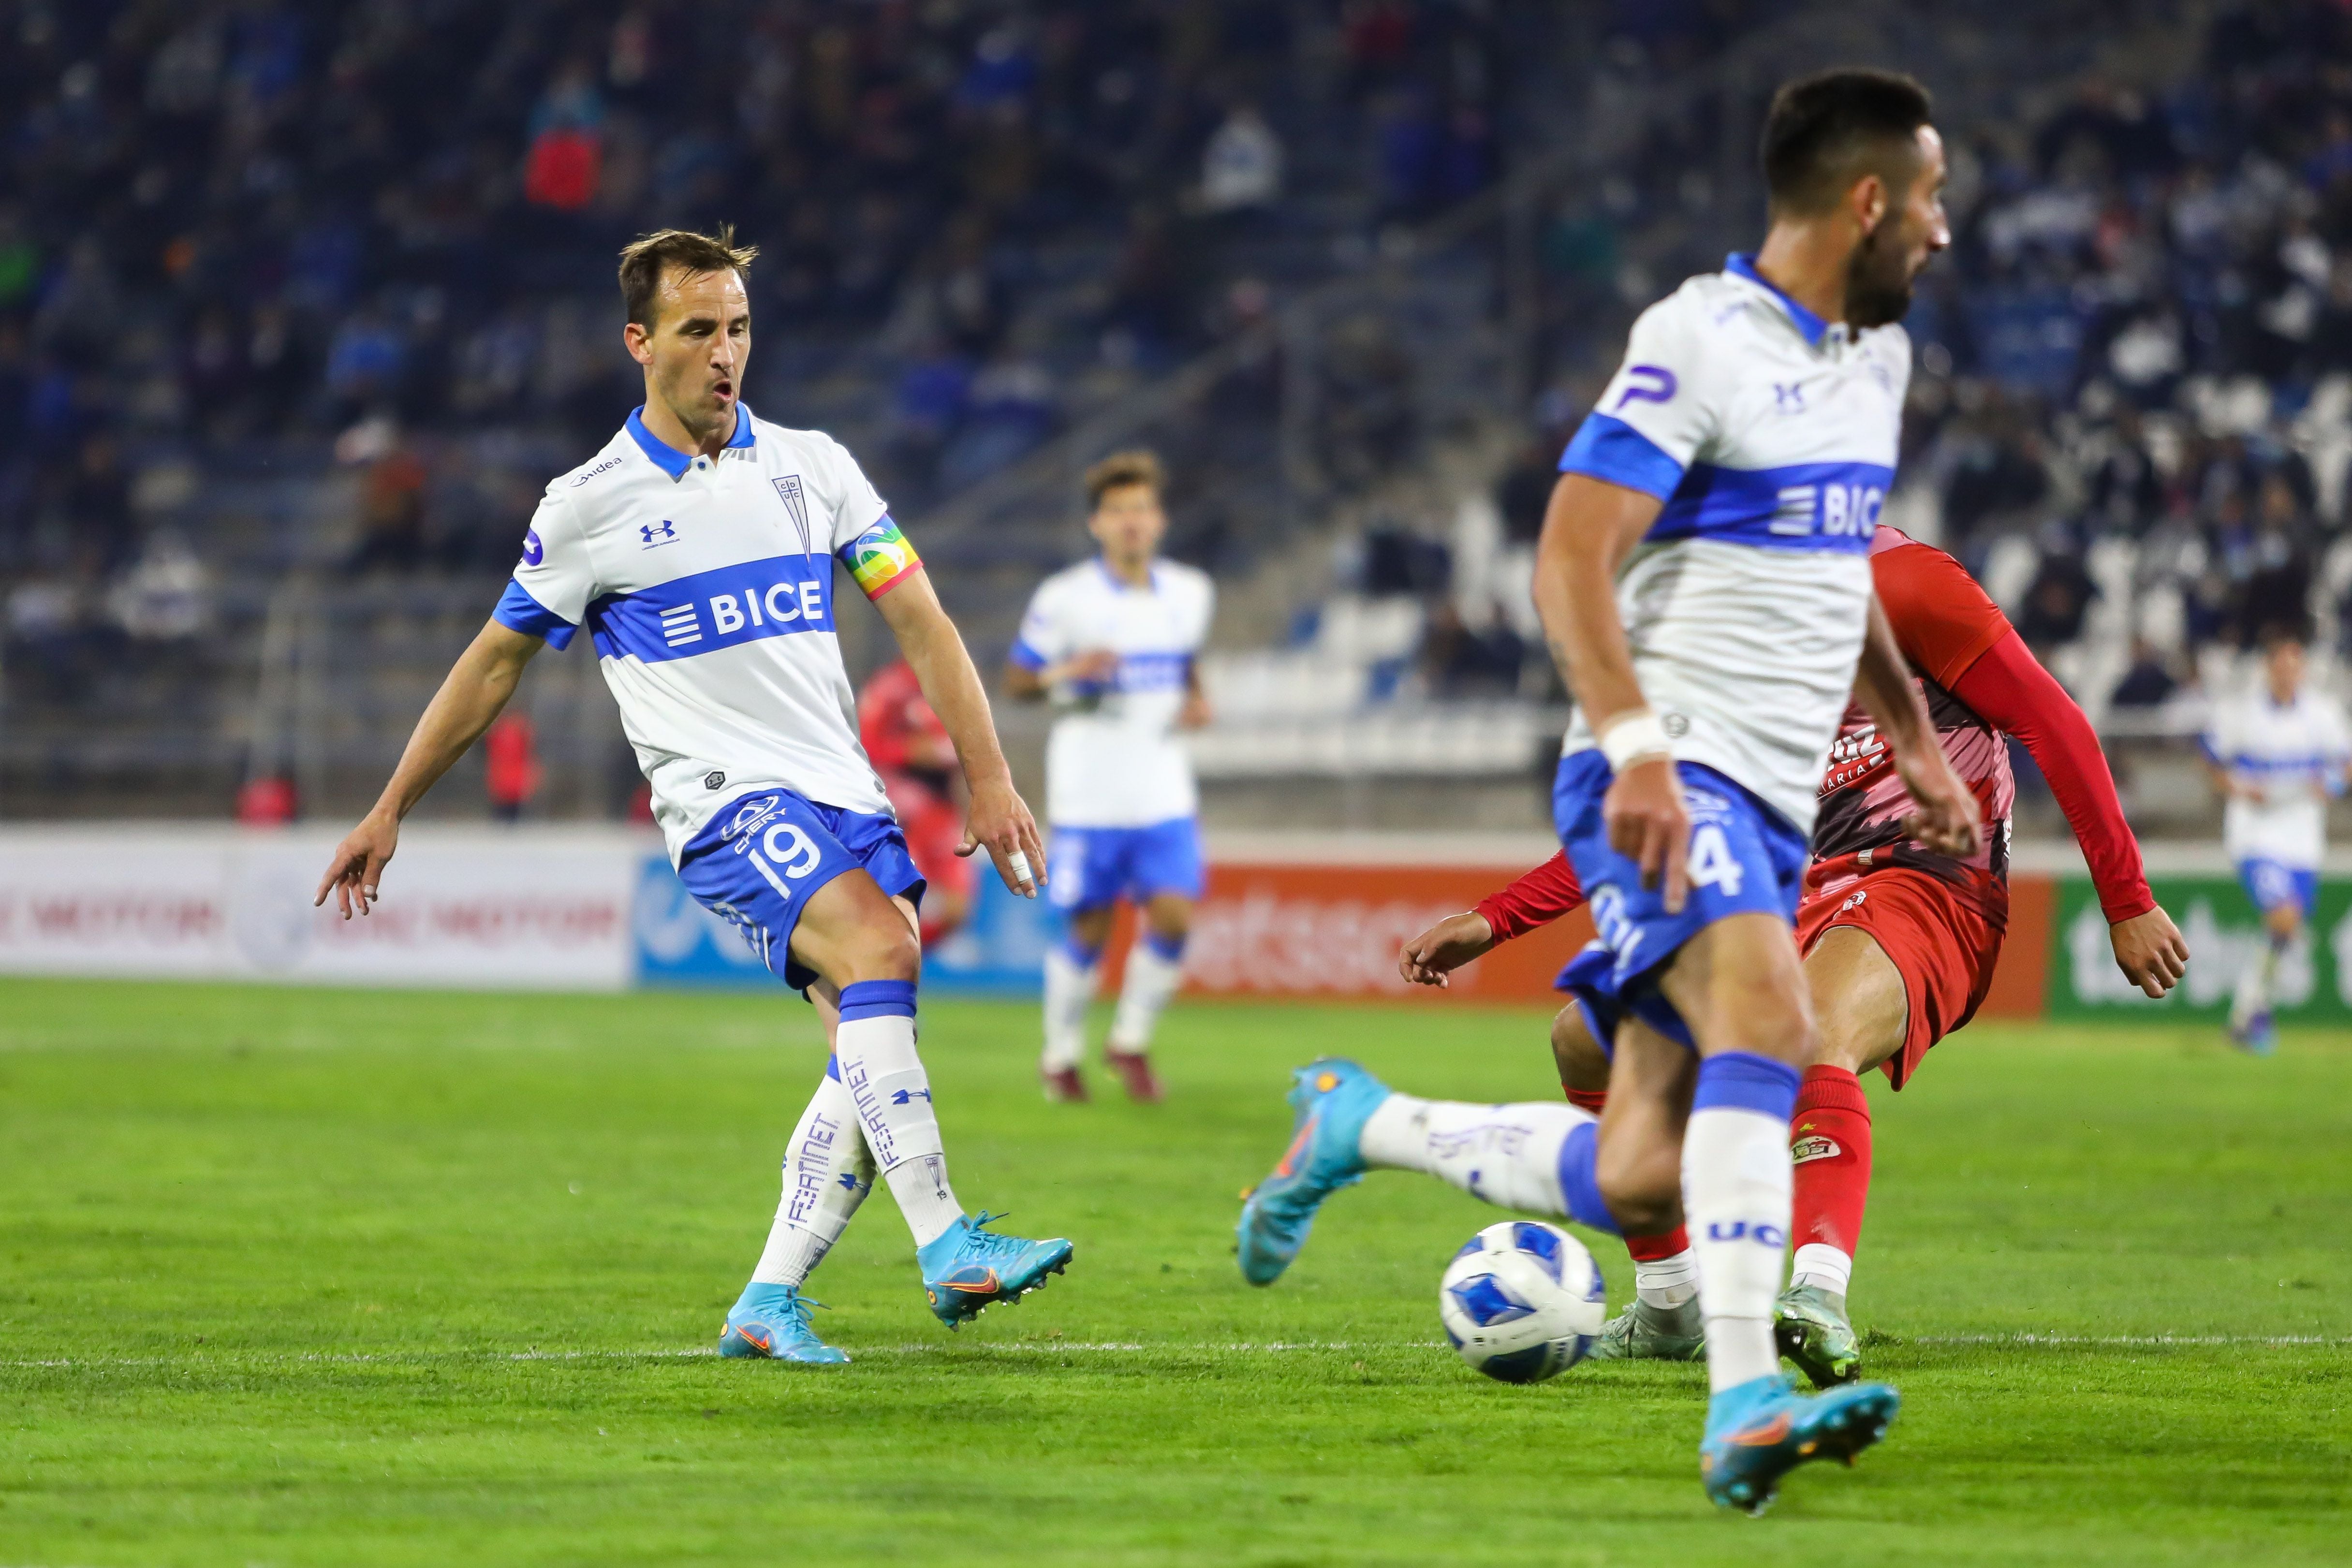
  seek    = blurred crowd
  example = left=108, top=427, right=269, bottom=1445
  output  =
left=0, top=0, right=1590, bottom=675
left=1350, top=2, right=2352, bottom=722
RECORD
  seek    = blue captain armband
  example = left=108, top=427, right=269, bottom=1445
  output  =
left=492, top=580, right=577, bottom=650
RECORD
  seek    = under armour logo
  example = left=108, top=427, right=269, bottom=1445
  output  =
left=890, top=1087, right=934, bottom=1106
left=1773, top=381, right=1805, bottom=413
left=640, top=519, right=678, bottom=546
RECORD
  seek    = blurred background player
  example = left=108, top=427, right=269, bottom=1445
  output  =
left=2202, top=629, right=2352, bottom=1055
left=859, top=659, right=974, bottom=947
left=1006, top=452, right=1214, bottom=1104
left=1385, top=520, right=2186, bottom=1389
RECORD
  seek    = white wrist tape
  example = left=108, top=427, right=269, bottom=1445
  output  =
left=1598, top=709, right=1674, bottom=773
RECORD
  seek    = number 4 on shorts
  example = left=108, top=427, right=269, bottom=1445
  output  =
left=1687, top=823, right=1744, bottom=895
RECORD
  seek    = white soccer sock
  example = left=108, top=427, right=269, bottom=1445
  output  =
left=1683, top=1063, right=1798, bottom=1394
left=1789, top=1242, right=1853, bottom=1299
left=1357, top=1094, right=1591, bottom=1216
left=1041, top=943, right=1099, bottom=1070
left=750, top=1069, right=874, bottom=1287
left=1108, top=936, right=1185, bottom=1054
left=1633, top=1249, right=1700, bottom=1311
left=2233, top=933, right=2291, bottom=1026
left=834, top=982, right=961, bottom=1249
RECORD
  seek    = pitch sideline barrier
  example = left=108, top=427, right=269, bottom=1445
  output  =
left=0, top=827, right=2322, bottom=1019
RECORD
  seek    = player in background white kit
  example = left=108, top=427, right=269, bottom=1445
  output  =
left=1005, top=452, right=1214, bottom=1103
left=2201, top=627, right=2352, bottom=1054
left=1233, top=72, right=1980, bottom=1514
left=315, top=229, right=1073, bottom=1366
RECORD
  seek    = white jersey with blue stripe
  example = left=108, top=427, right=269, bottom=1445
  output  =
left=2204, top=687, right=2351, bottom=868
left=493, top=405, right=911, bottom=862
left=1556, top=253, right=1910, bottom=834
left=1011, top=559, right=1214, bottom=827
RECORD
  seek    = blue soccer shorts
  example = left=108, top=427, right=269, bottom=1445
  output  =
left=1045, top=817, right=1205, bottom=914
left=674, top=788, right=924, bottom=992
left=2237, top=857, right=2319, bottom=921
left=1550, top=749, right=1808, bottom=1054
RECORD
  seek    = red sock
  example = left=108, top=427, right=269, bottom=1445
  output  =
left=1563, top=1088, right=1607, bottom=1116
left=1791, top=1065, right=1873, bottom=1257
left=1624, top=1225, right=1690, bottom=1260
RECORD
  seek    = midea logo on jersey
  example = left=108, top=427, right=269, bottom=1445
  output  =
left=641, top=519, right=679, bottom=548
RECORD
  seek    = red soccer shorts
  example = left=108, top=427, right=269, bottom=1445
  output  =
left=1794, top=862, right=2008, bottom=1091
left=884, top=776, right=975, bottom=942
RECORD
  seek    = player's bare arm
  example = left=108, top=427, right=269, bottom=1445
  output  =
left=1850, top=593, right=1980, bottom=858
left=1178, top=657, right=1212, bottom=729
left=1397, top=911, right=1498, bottom=987
left=1002, top=647, right=1121, bottom=699
left=312, top=620, right=544, bottom=919
left=1532, top=472, right=1690, bottom=909
left=873, top=564, right=1048, bottom=896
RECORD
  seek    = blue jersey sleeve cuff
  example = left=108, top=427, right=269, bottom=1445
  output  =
left=493, top=580, right=576, bottom=650
left=1558, top=413, right=1685, bottom=501
left=1008, top=637, right=1050, bottom=671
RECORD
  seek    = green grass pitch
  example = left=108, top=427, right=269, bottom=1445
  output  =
left=0, top=978, right=2346, bottom=1566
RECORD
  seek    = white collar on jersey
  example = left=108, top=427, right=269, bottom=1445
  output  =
left=625, top=403, right=757, bottom=480
left=1095, top=557, right=1162, bottom=594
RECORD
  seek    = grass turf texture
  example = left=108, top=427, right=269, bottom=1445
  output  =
left=0, top=980, right=2346, bottom=1567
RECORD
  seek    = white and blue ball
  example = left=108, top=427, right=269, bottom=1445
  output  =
left=1438, top=1220, right=1607, bottom=1383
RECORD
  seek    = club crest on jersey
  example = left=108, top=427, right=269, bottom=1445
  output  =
left=520, top=528, right=544, bottom=566
left=772, top=475, right=813, bottom=554
left=641, top=518, right=679, bottom=548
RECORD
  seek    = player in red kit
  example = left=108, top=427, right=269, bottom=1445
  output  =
left=1396, top=525, right=2189, bottom=1384
left=858, top=659, right=976, bottom=946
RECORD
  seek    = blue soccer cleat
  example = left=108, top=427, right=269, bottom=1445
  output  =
left=917, top=1212, right=1074, bottom=1329
left=1700, top=1372, right=1900, bottom=1515
left=2229, top=1011, right=2277, bottom=1056
left=718, top=1282, right=849, bottom=1364
left=1235, top=1058, right=1392, bottom=1286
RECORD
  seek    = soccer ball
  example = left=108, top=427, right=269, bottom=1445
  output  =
left=1438, top=1220, right=1608, bottom=1383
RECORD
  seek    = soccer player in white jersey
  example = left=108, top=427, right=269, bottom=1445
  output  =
left=314, top=228, right=1073, bottom=1365
left=1006, top=451, right=1215, bottom=1103
left=2202, top=626, right=2352, bottom=1054
left=1233, top=72, right=1981, bottom=1512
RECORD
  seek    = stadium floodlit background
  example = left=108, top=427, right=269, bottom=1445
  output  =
left=0, top=3, right=2347, bottom=1566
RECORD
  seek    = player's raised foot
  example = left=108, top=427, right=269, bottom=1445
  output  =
left=1586, top=1297, right=1706, bottom=1362
left=1041, top=1063, right=1090, bottom=1103
left=2228, top=1012, right=2278, bottom=1057
left=1235, top=1058, right=1390, bottom=1286
left=1699, top=1373, right=1900, bottom=1516
left=1104, top=1046, right=1163, bottom=1103
left=717, top=1283, right=848, bottom=1364
left=917, top=1212, right=1074, bottom=1329
left=1774, top=1282, right=1862, bottom=1388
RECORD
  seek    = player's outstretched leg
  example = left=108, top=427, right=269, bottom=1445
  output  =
left=1235, top=1060, right=1389, bottom=1284
left=1237, top=1061, right=1619, bottom=1285
left=721, top=1061, right=871, bottom=1363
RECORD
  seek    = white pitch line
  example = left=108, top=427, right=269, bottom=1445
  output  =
left=6, top=1334, right=2345, bottom=1372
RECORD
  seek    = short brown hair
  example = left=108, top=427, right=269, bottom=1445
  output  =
left=618, top=226, right=759, bottom=329
left=1084, top=449, right=1164, bottom=511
